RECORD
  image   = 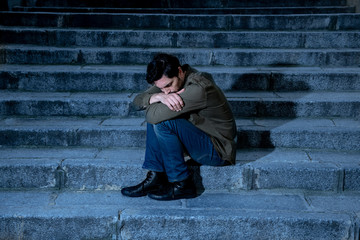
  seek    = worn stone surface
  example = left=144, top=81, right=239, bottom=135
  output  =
left=0, top=190, right=358, bottom=240
left=0, top=117, right=359, bottom=150
left=343, top=165, right=360, bottom=191
left=2, top=66, right=360, bottom=92
left=306, top=192, right=360, bottom=212
left=3, top=46, right=360, bottom=66
left=12, top=6, right=356, bottom=14
left=2, top=28, right=360, bottom=49
left=1, top=91, right=359, bottom=117
left=1, top=2, right=360, bottom=239
left=0, top=159, right=58, bottom=188
left=1, top=12, right=360, bottom=30
left=1, top=147, right=360, bottom=192
left=15, top=0, right=350, bottom=8
left=247, top=161, right=341, bottom=191
left=120, top=208, right=355, bottom=240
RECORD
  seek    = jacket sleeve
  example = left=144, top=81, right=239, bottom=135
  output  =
left=131, top=86, right=161, bottom=111
left=146, top=83, right=207, bottom=124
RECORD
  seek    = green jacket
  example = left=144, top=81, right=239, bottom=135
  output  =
left=133, top=65, right=237, bottom=164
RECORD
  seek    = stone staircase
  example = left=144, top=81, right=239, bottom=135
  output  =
left=1, top=0, right=360, bottom=239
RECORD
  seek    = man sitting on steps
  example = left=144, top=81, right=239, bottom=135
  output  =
left=121, top=53, right=237, bottom=201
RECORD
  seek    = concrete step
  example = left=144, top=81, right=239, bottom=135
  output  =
left=0, top=91, right=135, bottom=117
left=1, top=12, right=359, bottom=30
left=12, top=6, right=357, bottom=14
left=2, top=27, right=360, bottom=49
left=2, top=65, right=360, bottom=92
left=1, top=146, right=359, bottom=192
left=0, top=189, right=358, bottom=239
left=0, top=116, right=359, bottom=150
left=17, top=0, right=349, bottom=8
left=229, top=91, right=360, bottom=118
left=2, top=45, right=360, bottom=67
left=1, top=90, right=359, bottom=118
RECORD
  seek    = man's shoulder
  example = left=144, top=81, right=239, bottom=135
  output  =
left=187, top=68, right=215, bottom=86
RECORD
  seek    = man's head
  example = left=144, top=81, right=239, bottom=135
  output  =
left=146, top=53, right=185, bottom=94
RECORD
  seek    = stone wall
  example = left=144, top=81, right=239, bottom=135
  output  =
left=348, top=0, right=360, bottom=12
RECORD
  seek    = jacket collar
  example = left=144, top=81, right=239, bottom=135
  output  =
left=182, top=64, right=197, bottom=83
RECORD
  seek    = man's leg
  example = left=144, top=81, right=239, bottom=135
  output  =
left=152, top=120, right=190, bottom=183
left=155, top=118, right=229, bottom=168
left=142, top=123, right=166, bottom=173
left=148, top=118, right=227, bottom=200
left=121, top=123, right=168, bottom=197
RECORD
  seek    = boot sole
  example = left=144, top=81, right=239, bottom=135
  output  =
left=147, top=192, right=198, bottom=201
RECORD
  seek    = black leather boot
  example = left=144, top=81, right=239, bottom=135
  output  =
left=121, top=171, right=167, bottom=197
left=148, top=175, right=197, bottom=201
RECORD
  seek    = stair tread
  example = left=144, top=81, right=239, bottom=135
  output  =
left=3, top=25, right=360, bottom=33
left=0, top=189, right=357, bottom=238
left=2, top=64, right=360, bottom=73
left=0, top=189, right=358, bottom=227
left=1, top=189, right=359, bottom=212
left=1, top=146, right=359, bottom=191
left=0, top=116, right=146, bottom=128
left=2, top=12, right=359, bottom=33
left=2, top=28, right=360, bottom=50
left=0, top=180, right=357, bottom=238
left=3, top=45, right=359, bottom=67
left=2, top=11, right=359, bottom=16
left=4, top=44, right=360, bottom=52
left=1, top=89, right=360, bottom=98
left=0, top=116, right=359, bottom=129
left=1, top=146, right=359, bottom=165
left=11, top=6, right=356, bottom=14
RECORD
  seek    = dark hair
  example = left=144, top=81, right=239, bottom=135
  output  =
left=146, top=53, right=181, bottom=84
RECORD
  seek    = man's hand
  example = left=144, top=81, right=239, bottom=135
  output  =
left=150, top=89, right=185, bottom=111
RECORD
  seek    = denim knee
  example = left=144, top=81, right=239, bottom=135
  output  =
left=153, top=119, right=178, bottom=135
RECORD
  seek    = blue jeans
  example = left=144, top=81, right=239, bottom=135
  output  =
left=143, top=118, right=229, bottom=182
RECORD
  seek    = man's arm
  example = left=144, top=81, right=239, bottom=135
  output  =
left=131, top=86, right=161, bottom=111
left=149, top=88, right=185, bottom=112
left=146, top=83, right=207, bottom=124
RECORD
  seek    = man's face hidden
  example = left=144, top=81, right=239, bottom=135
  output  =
left=154, top=67, right=185, bottom=94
